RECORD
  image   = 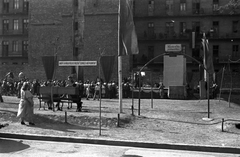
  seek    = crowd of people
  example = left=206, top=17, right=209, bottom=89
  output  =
left=0, top=77, right=134, bottom=101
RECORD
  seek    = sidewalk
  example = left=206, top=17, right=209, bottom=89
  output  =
left=1, top=95, right=240, bottom=153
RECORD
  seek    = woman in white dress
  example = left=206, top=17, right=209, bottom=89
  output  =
left=17, top=82, right=35, bottom=125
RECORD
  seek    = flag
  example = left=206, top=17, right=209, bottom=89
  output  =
left=202, top=34, right=214, bottom=74
left=42, top=56, right=57, bottom=80
left=119, top=0, right=139, bottom=56
left=100, top=56, right=115, bottom=83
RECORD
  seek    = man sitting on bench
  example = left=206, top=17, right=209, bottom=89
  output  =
left=55, top=76, right=83, bottom=112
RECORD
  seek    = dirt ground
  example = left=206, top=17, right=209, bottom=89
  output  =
left=1, top=94, right=240, bottom=148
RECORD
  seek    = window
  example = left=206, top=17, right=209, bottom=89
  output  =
left=182, top=45, right=186, bottom=54
left=192, top=21, right=200, bottom=37
left=213, top=45, right=219, bottom=62
left=23, top=19, right=29, bottom=33
left=13, top=41, right=19, bottom=52
left=13, top=20, right=19, bottom=30
left=180, top=0, right=186, bottom=11
left=180, top=22, right=186, bottom=34
left=193, top=0, right=200, bottom=14
left=2, top=41, right=9, bottom=57
left=192, top=45, right=200, bottom=59
left=233, top=21, right=238, bottom=33
left=212, top=21, right=219, bottom=37
left=232, top=45, right=239, bottom=57
left=14, top=0, right=19, bottom=9
left=213, top=0, right=219, bottom=12
left=166, top=0, right=173, bottom=15
left=23, top=0, right=29, bottom=12
left=22, top=40, right=28, bottom=57
left=148, top=22, right=155, bottom=39
left=3, top=0, right=9, bottom=13
left=148, top=46, right=154, bottom=62
left=148, top=0, right=154, bottom=16
left=165, top=22, right=174, bottom=36
left=3, top=19, right=9, bottom=34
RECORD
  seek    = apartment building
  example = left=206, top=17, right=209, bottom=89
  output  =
left=1, top=0, right=239, bottom=86
left=0, top=0, right=29, bottom=77
left=133, top=0, right=240, bottom=86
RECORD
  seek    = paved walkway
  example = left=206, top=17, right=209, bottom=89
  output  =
left=1, top=95, right=240, bottom=154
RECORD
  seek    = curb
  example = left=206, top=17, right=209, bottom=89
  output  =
left=0, top=133, right=240, bottom=154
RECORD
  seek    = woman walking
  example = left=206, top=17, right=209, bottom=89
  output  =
left=17, top=82, right=35, bottom=125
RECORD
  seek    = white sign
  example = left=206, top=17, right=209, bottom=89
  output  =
left=59, top=61, right=97, bottom=66
left=165, top=44, right=182, bottom=52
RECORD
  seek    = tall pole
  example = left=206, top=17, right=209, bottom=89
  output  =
left=118, top=0, right=123, bottom=113
left=72, top=0, right=76, bottom=73
left=99, top=54, right=102, bottom=135
left=138, top=73, right=141, bottom=115
left=151, top=71, right=153, bottom=108
left=131, top=69, right=134, bottom=115
left=207, top=72, right=210, bottom=118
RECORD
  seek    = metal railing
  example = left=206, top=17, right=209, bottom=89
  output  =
left=139, top=31, right=240, bottom=41
left=1, top=9, right=28, bottom=15
left=0, top=51, right=28, bottom=58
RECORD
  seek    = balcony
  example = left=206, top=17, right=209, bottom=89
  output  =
left=0, top=51, right=28, bottom=58
left=0, top=29, right=28, bottom=36
left=1, top=8, right=28, bottom=15
left=139, top=31, right=191, bottom=41
left=139, top=31, right=240, bottom=41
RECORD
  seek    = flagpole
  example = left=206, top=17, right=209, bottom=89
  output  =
left=118, top=0, right=123, bottom=113
left=202, top=33, right=213, bottom=121
left=207, top=72, right=210, bottom=118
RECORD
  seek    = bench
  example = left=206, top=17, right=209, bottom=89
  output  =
left=38, top=86, right=81, bottom=110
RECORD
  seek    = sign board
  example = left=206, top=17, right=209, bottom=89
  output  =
left=165, top=44, right=182, bottom=52
left=59, top=61, right=97, bottom=66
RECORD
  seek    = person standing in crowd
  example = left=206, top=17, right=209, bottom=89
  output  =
left=72, top=83, right=83, bottom=112
left=86, top=81, right=94, bottom=100
left=211, top=82, right=219, bottom=99
left=93, top=82, right=100, bottom=100
left=109, top=82, right=114, bottom=99
left=17, top=82, right=35, bottom=125
left=123, top=82, right=131, bottom=98
left=159, top=82, right=165, bottom=99
left=101, top=83, right=106, bottom=98
left=33, top=79, right=41, bottom=96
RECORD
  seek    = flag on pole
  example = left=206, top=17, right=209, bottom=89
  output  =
left=202, top=34, right=214, bottom=74
left=119, top=0, right=139, bottom=56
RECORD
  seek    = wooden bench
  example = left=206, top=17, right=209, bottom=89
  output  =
left=38, top=86, right=81, bottom=110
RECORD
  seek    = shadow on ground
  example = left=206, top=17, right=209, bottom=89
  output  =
left=0, top=109, right=133, bottom=133
left=0, top=139, right=30, bottom=153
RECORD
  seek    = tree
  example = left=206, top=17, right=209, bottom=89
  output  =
left=218, top=0, right=240, bottom=14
